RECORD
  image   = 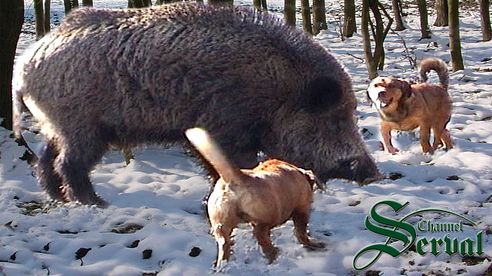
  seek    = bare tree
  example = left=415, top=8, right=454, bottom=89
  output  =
left=44, top=0, right=51, bottom=33
left=0, top=0, right=24, bottom=130
left=261, top=0, right=267, bottom=11
left=82, top=0, right=93, bottom=7
left=34, top=0, right=45, bottom=38
left=301, top=0, right=313, bottom=34
left=343, top=0, right=356, bottom=37
left=480, top=0, right=491, bottom=41
left=128, top=0, right=151, bottom=8
left=72, top=0, right=79, bottom=9
left=434, top=0, right=448, bottom=26
left=448, top=0, right=464, bottom=71
left=254, top=0, right=261, bottom=10
left=417, top=0, right=431, bottom=38
left=284, top=0, right=296, bottom=26
left=391, top=0, right=405, bottom=31
left=253, top=0, right=268, bottom=11
left=208, top=0, right=233, bottom=5
left=64, top=0, right=79, bottom=13
left=312, top=0, right=327, bottom=35
left=361, top=0, right=393, bottom=79
left=64, top=0, right=71, bottom=13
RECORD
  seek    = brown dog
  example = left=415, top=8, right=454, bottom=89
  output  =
left=185, top=128, right=324, bottom=267
left=367, top=58, right=453, bottom=154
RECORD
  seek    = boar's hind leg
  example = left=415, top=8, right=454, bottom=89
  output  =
left=37, top=140, right=65, bottom=202
left=54, top=138, right=108, bottom=207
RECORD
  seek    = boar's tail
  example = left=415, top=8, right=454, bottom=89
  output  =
left=185, top=128, right=245, bottom=184
left=419, top=58, right=449, bottom=90
left=11, top=90, right=38, bottom=164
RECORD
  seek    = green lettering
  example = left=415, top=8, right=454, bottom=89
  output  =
left=430, top=237, right=443, bottom=256
left=416, top=238, right=428, bottom=256
left=476, top=231, right=483, bottom=255
left=460, top=238, right=474, bottom=256
left=444, top=235, right=458, bottom=255
left=353, top=200, right=416, bottom=271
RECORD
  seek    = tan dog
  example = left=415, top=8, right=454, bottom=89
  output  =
left=185, top=128, right=324, bottom=267
left=367, top=58, right=453, bottom=154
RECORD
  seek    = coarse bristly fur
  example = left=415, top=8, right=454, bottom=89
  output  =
left=13, top=3, right=380, bottom=206
left=367, top=58, right=453, bottom=154
left=185, top=128, right=324, bottom=267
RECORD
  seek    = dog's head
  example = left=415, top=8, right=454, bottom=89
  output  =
left=367, top=77, right=412, bottom=114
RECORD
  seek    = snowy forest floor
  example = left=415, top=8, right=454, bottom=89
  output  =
left=1, top=0, right=492, bottom=275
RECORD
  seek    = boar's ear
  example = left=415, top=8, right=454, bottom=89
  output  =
left=301, top=76, right=342, bottom=113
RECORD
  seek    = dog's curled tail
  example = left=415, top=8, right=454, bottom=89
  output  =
left=185, top=128, right=245, bottom=184
left=419, top=58, right=449, bottom=89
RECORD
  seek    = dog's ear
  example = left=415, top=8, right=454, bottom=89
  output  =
left=399, top=80, right=412, bottom=99
left=300, top=169, right=325, bottom=191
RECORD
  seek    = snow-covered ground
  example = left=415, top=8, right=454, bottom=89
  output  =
left=1, top=1, right=491, bottom=275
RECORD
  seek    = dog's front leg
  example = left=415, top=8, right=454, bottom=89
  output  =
left=381, top=123, right=399, bottom=154
left=419, top=125, right=433, bottom=153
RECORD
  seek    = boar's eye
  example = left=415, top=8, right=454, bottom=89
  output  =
left=302, top=76, right=342, bottom=113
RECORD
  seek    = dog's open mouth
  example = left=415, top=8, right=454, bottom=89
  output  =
left=379, top=98, right=392, bottom=108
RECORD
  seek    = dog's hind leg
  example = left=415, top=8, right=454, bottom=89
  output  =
left=432, top=125, right=444, bottom=150
left=212, top=223, right=234, bottom=268
left=292, top=209, right=325, bottom=249
left=37, top=139, right=64, bottom=202
left=252, top=224, right=278, bottom=263
left=441, top=129, right=453, bottom=150
left=419, top=125, right=433, bottom=153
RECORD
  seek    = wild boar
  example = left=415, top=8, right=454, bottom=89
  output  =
left=13, top=3, right=380, bottom=206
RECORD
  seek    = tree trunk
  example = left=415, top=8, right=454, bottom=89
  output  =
left=64, top=0, right=72, bottom=14
left=44, top=0, right=51, bottom=33
left=0, top=0, right=24, bottom=130
left=417, top=0, right=431, bottom=38
left=301, top=0, right=313, bottom=34
left=34, top=0, right=45, bottom=39
left=82, top=0, right=93, bottom=7
left=284, top=0, right=296, bottom=26
left=208, top=0, right=233, bottom=5
left=254, top=0, right=262, bottom=10
left=361, top=0, right=392, bottom=79
left=480, top=0, right=492, bottom=41
left=434, top=0, right=448, bottom=26
left=261, top=0, right=268, bottom=11
left=448, top=0, right=464, bottom=71
left=343, top=0, right=356, bottom=37
left=71, top=0, right=79, bottom=9
left=391, top=0, right=405, bottom=31
left=369, top=0, right=386, bottom=70
left=362, top=0, right=377, bottom=79
left=312, top=0, right=327, bottom=35
left=128, top=0, right=151, bottom=8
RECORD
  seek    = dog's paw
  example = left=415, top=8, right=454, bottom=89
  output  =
left=304, top=240, right=326, bottom=251
left=386, top=146, right=400, bottom=155
left=265, top=247, right=279, bottom=264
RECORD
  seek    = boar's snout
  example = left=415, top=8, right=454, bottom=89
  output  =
left=320, top=153, right=382, bottom=185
